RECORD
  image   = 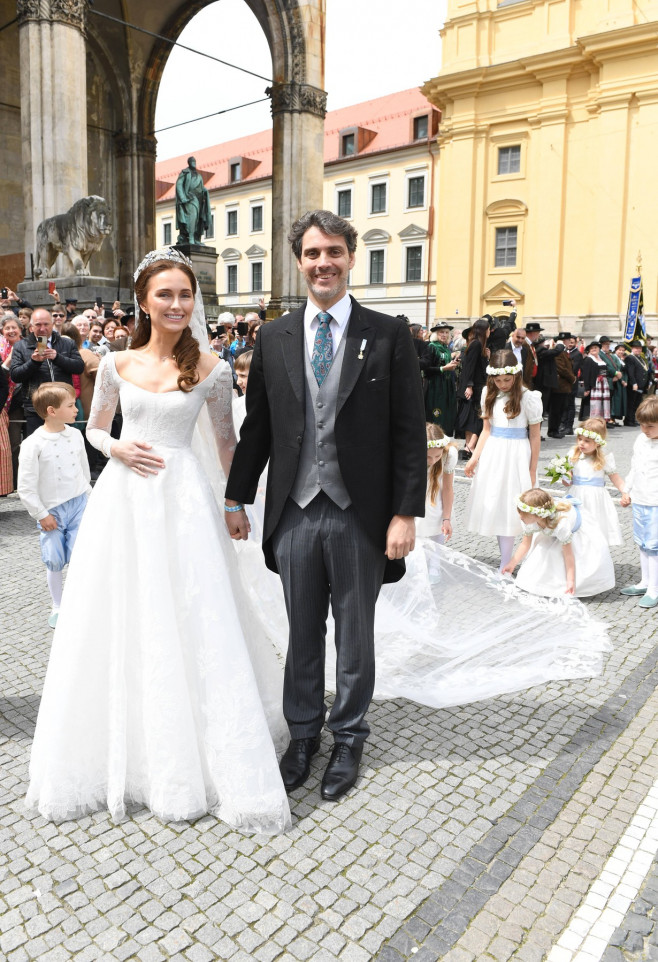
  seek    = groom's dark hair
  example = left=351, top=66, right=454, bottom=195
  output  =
left=288, top=210, right=358, bottom=260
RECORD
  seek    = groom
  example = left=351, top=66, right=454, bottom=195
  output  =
left=225, top=210, right=426, bottom=800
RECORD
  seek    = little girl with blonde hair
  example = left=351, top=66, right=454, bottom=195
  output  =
left=503, top=488, right=615, bottom=597
left=562, top=417, right=624, bottom=545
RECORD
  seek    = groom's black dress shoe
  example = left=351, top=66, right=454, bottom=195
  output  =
left=279, top=736, right=321, bottom=792
left=321, top=743, right=362, bottom=801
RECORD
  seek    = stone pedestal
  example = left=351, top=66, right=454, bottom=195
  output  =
left=17, top=276, right=132, bottom=311
left=175, top=244, right=218, bottom=316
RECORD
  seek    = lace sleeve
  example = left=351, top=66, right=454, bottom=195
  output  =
left=204, top=361, right=237, bottom=479
left=86, top=355, right=119, bottom=457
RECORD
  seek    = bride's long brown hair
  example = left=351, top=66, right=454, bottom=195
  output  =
left=132, top=260, right=200, bottom=392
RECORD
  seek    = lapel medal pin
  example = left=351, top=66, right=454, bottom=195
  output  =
left=358, top=339, right=367, bottom=360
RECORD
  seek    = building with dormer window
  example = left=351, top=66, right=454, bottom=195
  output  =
left=155, top=89, right=440, bottom=323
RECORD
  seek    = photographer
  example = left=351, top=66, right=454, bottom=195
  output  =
left=10, top=308, right=83, bottom=435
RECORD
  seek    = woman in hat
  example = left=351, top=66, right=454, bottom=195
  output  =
left=426, top=323, right=458, bottom=435
left=599, top=337, right=623, bottom=427
left=455, top=318, right=490, bottom=459
left=581, top=342, right=610, bottom=422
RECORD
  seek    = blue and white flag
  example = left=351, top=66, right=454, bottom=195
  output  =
left=624, top=275, right=645, bottom=343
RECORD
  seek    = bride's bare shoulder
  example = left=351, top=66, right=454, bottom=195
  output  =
left=197, top=352, right=220, bottom=379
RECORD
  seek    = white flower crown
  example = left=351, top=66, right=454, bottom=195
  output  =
left=516, top=497, right=556, bottom=518
left=427, top=438, right=450, bottom=449
left=575, top=427, right=606, bottom=446
left=486, top=363, right=523, bottom=376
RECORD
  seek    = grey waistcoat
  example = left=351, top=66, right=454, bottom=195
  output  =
left=290, top=334, right=352, bottom=510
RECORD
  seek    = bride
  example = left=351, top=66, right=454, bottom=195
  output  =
left=25, top=248, right=291, bottom=833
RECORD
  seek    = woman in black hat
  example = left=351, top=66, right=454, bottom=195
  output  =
left=426, top=323, right=458, bottom=435
left=455, top=318, right=491, bottom=459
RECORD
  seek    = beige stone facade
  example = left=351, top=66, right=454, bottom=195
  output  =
left=423, top=0, right=658, bottom=335
left=156, top=90, right=440, bottom=323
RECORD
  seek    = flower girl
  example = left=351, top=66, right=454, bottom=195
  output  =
left=416, top=423, right=457, bottom=583
left=563, top=418, right=624, bottom=545
left=464, top=349, right=542, bottom=569
left=503, top=488, right=615, bottom=597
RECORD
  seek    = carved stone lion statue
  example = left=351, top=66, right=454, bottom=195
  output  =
left=34, top=196, right=112, bottom=278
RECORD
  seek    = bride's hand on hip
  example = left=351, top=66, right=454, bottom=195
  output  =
left=112, top=440, right=165, bottom=477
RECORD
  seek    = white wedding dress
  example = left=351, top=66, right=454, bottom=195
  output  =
left=26, top=353, right=291, bottom=833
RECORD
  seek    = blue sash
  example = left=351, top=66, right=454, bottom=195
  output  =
left=571, top=476, right=605, bottom=488
left=565, top=495, right=583, bottom=532
left=490, top=426, right=528, bottom=439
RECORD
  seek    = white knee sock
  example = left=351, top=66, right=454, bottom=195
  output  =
left=646, top=553, right=658, bottom=597
left=497, top=535, right=515, bottom=570
left=638, top=550, right=649, bottom=589
left=46, top=569, right=63, bottom=610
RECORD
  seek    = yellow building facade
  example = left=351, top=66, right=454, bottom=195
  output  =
left=155, top=90, right=439, bottom=324
left=423, top=0, right=658, bottom=334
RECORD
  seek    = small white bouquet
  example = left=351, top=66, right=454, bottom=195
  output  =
left=545, top=454, right=573, bottom=486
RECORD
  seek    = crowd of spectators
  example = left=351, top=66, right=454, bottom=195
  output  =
left=2, top=280, right=656, bottom=497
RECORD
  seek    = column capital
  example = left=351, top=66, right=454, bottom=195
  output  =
left=17, top=0, right=86, bottom=29
left=267, top=82, right=327, bottom=118
left=115, top=133, right=157, bottom=159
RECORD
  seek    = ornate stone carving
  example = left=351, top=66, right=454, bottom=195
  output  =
left=51, top=0, right=86, bottom=29
left=114, top=134, right=157, bottom=159
left=34, top=196, right=112, bottom=278
left=278, top=0, right=306, bottom=83
left=268, top=82, right=327, bottom=118
left=17, top=0, right=86, bottom=29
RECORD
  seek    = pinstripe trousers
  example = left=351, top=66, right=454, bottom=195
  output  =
left=271, top=492, right=387, bottom=747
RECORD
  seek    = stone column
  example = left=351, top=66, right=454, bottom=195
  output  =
left=18, top=0, right=88, bottom=278
left=268, top=82, right=327, bottom=312
left=115, top=133, right=158, bottom=287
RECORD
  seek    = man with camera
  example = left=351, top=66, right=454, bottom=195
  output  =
left=10, top=308, right=84, bottom=435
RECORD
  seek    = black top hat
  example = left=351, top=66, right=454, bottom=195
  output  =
left=556, top=332, right=573, bottom=340
left=430, top=323, right=454, bottom=332
left=525, top=323, right=544, bottom=333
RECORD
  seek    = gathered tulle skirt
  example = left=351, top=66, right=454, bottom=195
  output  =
left=26, top=447, right=291, bottom=833
left=236, top=534, right=612, bottom=711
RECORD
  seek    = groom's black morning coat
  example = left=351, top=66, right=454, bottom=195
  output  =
left=225, top=296, right=427, bottom=584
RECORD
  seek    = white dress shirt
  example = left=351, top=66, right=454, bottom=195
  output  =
left=18, top=425, right=91, bottom=520
left=303, top=292, right=352, bottom=359
left=625, top=433, right=658, bottom=506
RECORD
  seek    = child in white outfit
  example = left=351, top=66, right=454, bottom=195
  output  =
left=620, top=397, right=658, bottom=608
left=563, top=418, right=624, bottom=545
left=17, top=383, right=91, bottom=628
left=416, top=423, right=457, bottom=582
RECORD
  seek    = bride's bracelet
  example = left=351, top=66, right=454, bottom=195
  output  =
left=101, top=436, right=113, bottom=459
left=224, top=503, right=245, bottom=513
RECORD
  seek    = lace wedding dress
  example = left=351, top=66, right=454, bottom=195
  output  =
left=26, top=353, right=291, bottom=833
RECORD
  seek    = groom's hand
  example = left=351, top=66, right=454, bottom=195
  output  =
left=385, top=515, right=415, bottom=560
left=225, top=500, right=251, bottom=540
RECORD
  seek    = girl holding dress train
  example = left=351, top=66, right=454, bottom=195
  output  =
left=502, top=488, right=615, bottom=597
left=464, top=349, right=542, bottom=570
left=562, top=417, right=624, bottom=546
left=415, top=423, right=457, bottom=582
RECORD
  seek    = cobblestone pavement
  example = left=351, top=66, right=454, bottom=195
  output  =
left=2, top=424, right=658, bottom=962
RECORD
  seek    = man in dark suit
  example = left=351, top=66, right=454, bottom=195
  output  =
left=505, top=325, right=533, bottom=387
left=625, top=340, right=650, bottom=426
left=224, top=210, right=427, bottom=802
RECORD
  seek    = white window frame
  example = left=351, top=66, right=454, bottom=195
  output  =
left=226, top=204, right=239, bottom=237
left=162, top=219, right=173, bottom=246
left=368, top=175, right=389, bottom=217
left=226, top=263, right=239, bottom=295
left=368, top=247, right=386, bottom=285
left=494, top=226, right=518, bottom=269
left=251, top=261, right=264, bottom=293
left=404, top=166, right=428, bottom=212
left=335, top=184, right=353, bottom=220
left=205, top=207, right=216, bottom=241
left=249, top=198, right=264, bottom=234
left=402, top=242, right=425, bottom=283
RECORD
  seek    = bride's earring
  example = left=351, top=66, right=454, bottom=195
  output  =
left=145, top=313, right=151, bottom=321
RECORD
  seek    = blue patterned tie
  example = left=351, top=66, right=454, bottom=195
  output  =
left=311, top=311, right=333, bottom=386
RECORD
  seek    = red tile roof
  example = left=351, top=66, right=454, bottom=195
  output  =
left=156, top=88, right=436, bottom=202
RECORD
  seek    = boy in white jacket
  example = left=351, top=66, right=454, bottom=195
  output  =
left=18, top=382, right=90, bottom=627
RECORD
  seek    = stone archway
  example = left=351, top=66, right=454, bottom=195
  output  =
left=13, top=0, right=326, bottom=307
